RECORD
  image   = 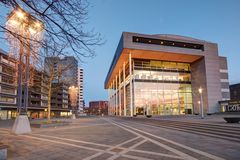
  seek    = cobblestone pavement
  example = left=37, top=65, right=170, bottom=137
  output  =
left=0, top=117, right=240, bottom=160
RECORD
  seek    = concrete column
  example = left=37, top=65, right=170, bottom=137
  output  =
left=129, top=53, right=133, bottom=117
left=119, top=70, right=122, bottom=116
left=107, top=86, right=110, bottom=115
left=123, top=62, right=126, bottom=116
left=110, top=82, right=113, bottom=115
left=133, top=59, right=136, bottom=115
left=115, top=76, right=118, bottom=116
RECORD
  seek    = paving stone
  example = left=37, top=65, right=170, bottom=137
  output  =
left=0, top=117, right=240, bottom=160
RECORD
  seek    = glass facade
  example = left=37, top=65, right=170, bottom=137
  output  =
left=133, top=59, right=192, bottom=115
left=108, top=59, right=193, bottom=116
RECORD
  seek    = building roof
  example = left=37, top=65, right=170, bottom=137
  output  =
left=104, top=32, right=214, bottom=89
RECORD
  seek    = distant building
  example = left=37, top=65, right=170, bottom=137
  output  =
left=89, top=101, right=108, bottom=115
left=83, top=106, right=89, bottom=115
left=230, top=83, right=240, bottom=100
left=77, top=68, right=84, bottom=112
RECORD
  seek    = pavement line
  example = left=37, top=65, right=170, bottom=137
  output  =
left=121, top=154, right=153, bottom=160
left=106, top=139, right=148, bottom=160
left=33, top=123, right=111, bottom=133
left=131, top=149, right=183, bottom=159
left=22, top=134, right=115, bottom=155
left=32, top=133, right=114, bottom=148
left=82, top=152, right=106, bottom=160
left=82, top=136, right=141, bottom=160
left=0, top=129, right=180, bottom=160
left=112, top=119, right=225, bottom=160
left=115, top=136, right=141, bottom=147
left=107, top=119, right=199, bottom=160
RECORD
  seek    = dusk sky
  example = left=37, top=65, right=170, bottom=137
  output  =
left=83, top=0, right=240, bottom=105
left=0, top=0, right=240, bottom=105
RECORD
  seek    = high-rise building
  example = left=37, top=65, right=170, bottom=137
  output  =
left=105, top=32, right=230, bottom=116
left=77, top=68, right=84, bottom=112
left=44, top=56, right=78, bottom=113
left=44, top=56, right=78, bottom=86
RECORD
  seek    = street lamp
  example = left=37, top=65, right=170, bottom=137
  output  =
left=6, top=7, right=44, bottom=134
left=198, top=87, right=204, bottom=119
left=6, top=7, right=44, bottom=115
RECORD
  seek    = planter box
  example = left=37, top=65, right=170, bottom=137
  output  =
left=223, top=117, right=240, bottom=123
left=31, top=121, right=70, bottom=128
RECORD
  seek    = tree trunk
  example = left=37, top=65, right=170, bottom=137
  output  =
left=47, top=75, right=53, bottom=122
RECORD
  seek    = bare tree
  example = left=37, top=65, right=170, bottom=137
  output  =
left=0, top=0, right=102, bottom=60
left=39, top=42, right=76, bottom=121
left=0, top=0, right=102, bottom=121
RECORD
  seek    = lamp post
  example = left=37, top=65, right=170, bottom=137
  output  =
left=198, top=87, right=204, bottom=119
left=198, top=100, right=201, bottom=115
left=6, top=7, right=44, bottom=134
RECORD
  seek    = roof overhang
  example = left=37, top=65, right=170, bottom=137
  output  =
left=104, top=48, right=202, bottom=89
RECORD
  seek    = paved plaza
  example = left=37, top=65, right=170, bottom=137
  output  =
left=0, top=116, right=240, bottom=160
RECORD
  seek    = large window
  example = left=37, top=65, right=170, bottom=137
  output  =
left=134, top=82, right=192, bottom=115
left=134, top=59, right=190, bottom=72
left=133, top=59, right=192, bottom=116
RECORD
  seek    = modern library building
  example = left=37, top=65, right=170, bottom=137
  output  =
left=105, top=32, right=230, bottom=116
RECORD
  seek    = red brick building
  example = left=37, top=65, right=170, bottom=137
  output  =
left=89, top=101, right=108, bottom=115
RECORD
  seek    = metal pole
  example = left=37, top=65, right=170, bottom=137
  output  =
left=200, top=92, right=204, bottom=119
left=17, top=35, right=23, bottom=115
left=23, top=32, right=30, bottom=115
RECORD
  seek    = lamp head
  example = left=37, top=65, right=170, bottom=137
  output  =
left=198, top=87, right=202, bottom=94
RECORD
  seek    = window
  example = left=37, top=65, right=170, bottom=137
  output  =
left=132, top=36, right=204, bottom=51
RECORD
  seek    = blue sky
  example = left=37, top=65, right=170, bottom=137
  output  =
left=0, top=0, right=240, bottom=105
left=83, top=0, right=240, bottom=105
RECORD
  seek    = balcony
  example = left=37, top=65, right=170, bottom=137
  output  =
left=0, top=57, right=16, bottom=67
left=0, top=89, right=17, bottom=96
left=0, top=80, right=17, bottom=87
